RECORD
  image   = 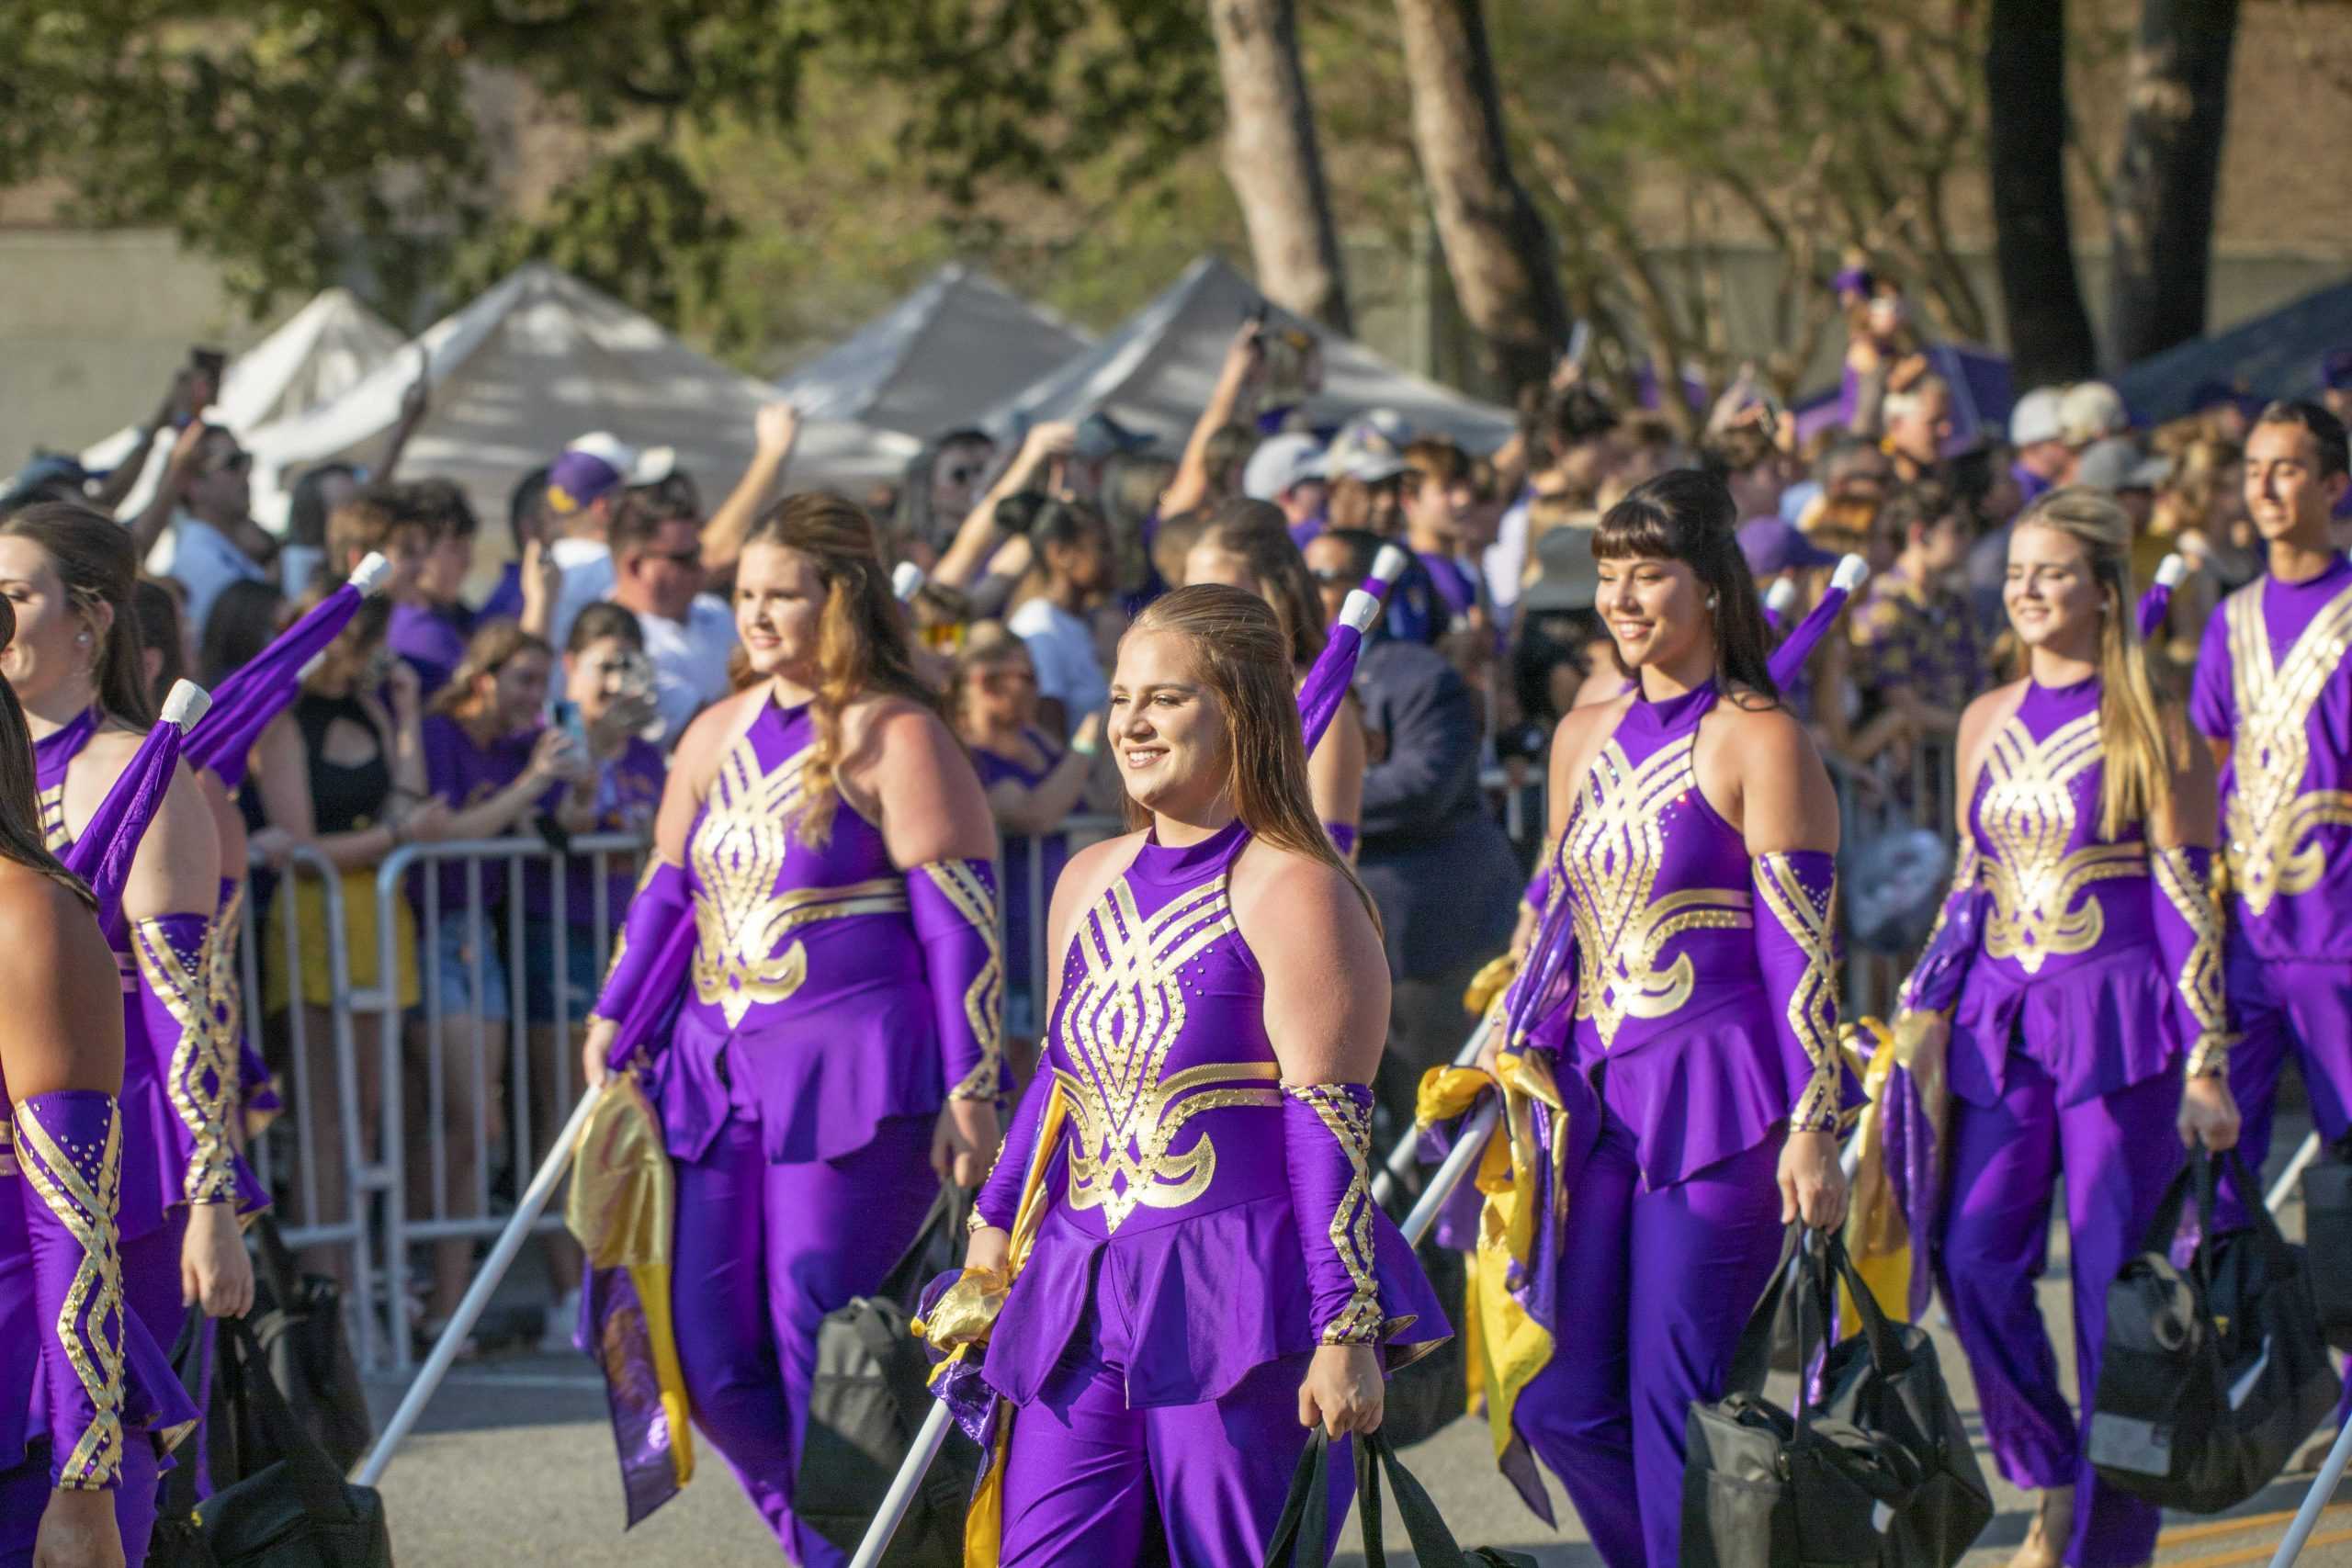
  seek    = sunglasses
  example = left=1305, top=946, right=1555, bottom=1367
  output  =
left=1310, top=567, right=1355, bottom=585
left=942, top=465, right=982, bottom=486
left=207, top=449, right=254, bottom=477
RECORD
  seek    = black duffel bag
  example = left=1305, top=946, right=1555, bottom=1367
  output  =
left=1685, top=1224, right=1976, bottom=1568
left=2302, top=1134, right=2352, bottom=1352
left=237, top=1213, right=373, bottom=1474
left=794, top=1182, right=980, bottom=1566
left=1263, top=1427, right=1536, bottom=1567
left=149, top=1314, right=393, bottom=1568
left=2091, top=1148, right=2342, bottom=1513
left=1810, top=1233, right=1993, bottom=1565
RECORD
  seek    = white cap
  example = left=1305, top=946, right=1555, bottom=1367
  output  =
left=2059, top=381, right=2130, bottom=446
left=891, top=561, right=925, bottom=602
left=161, top=680, right=211, bottom=731
left=630, top=445, right=680, bottom=486
left=1831, top=554, right=1870, bottom=593
left=2009, top=387, right=2066, bottom=448
left=2155, top=553, right=2188, bottom=590
left=1241, top=434, right=1328, bottom=502
left=566, top=430, right=639, bottom=475
left=1370, top=544, right=1411, bottom=586
left=1339, top=588, right=1383, bottom=634
left=348, top=551, right=392, bottom=597
left=1764, top=578, right=1800, bottom=618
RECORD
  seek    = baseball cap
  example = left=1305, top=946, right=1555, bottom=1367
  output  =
left=2073, top=437, right=2146, bottom=493
left=2059, top=381, right=2129, bottom=447
left=1521, top=523, right=1601, bottom=615
left=1325, top=409, right=1414, bottom=485
left=546, top=433, right=636, bottom=516
left=1242, top=433, right=1328, bottom=502
left=1737, top=517, right=1838, bottom=578
left=2009, top=386, right=2066, bottom=448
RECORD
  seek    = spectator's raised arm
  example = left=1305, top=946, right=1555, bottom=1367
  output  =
left=700, top=401, right=800, bottom=577
left=1158, top=321, right=1265, bottom=520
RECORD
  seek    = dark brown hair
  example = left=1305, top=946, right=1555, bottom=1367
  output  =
left=131, top=578, right=187, bottom=704
left=0, top=501, right=157, bottom=727
left=0, top=596, right=94, bottom=908
left=1195, top=502, right=1329, bottom=668
left=739, top=492, right=940, bottom=847
left=430, top=619, right=554, bottom=723
left=1592, top=468, right=1778, bottom=702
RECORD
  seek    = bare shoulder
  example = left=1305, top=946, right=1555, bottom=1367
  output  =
left=1229, top=840, right=1362, bottom=937
left=1547, top=689, right=1632, bottom=785
left=845, top=694, right=957, bottom=762
left=1046, top=831, right=1141, bottom=935
left=1708, top=694, right=1815, bottom=765
left=75, top=725, right=144, bottom=778
left=672, top=688, right=762, bottom=783
left=1958, top=679, right=2028, bottom=754
left=0, top=868, right=111, bottom=998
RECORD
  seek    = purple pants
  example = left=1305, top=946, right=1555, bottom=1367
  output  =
left=2222, top=955, right=2352, bottom=1430
left=670, top=1112, right=935, bottom=1567
left=0, top=1433, right=162, bottom=1567
left=999, top=1337, right=1345, bottom=1564
left=1511, top=1111, right=1785, bottom=1568
left=1939, top=1054, right=2180, bottom=1568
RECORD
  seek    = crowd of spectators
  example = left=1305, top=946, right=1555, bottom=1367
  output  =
left=3, top=269, right=2332, bottom=1352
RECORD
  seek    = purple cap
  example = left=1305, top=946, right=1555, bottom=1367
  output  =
left=546, top=449, right=625, bottom=516
left=1738, top=517, right=1837, bottom=578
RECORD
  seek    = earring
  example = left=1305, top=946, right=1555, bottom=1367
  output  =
left=75, top=631, right=90, bottom=646
left=1707, top=594, right=1720, bottom=612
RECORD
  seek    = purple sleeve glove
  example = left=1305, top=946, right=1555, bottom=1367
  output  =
left=1325, top=821, right=1358, bottom=857
left=908, top=858, right=1006, bottom=1103
left=588, top=862, right=692, bottom=1024
left=1895, top=840, right=1984, bottom=1019
left=1521, top=860, right=1552, bottom=916
left=16, top=1090, right=136, bottom=1488
left=2152, top=843, right=2231, bottom=1078
left=1751, top=850, right=1845, bottom=1134
left=972, top=1065, right=1054, bottom=1233
left=131, top=911, right=263, bottom=1211
left=1283, top=1082, right=1385, bottom=1345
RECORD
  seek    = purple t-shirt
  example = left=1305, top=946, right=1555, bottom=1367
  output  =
left=971, top=727, right=1069, bottom=997
left=421, top=713, right=538, bottom=914
left=2188, top=551, right=2352, bottom=964
left=390, top=602, right=473, bottom=698
left=1289, top=515, right=1328, bottom=548
left=475, top=562, right=526, bottom=628
left=1417, top=549, right=1480, bottom=627
left=525, top=736, right=667, bottom=928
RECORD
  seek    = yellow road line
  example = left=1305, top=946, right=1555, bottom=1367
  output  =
left=2160, top=1503, right=2346, bottom=1547
left=2164, top=1523, right=2352, bottom=1568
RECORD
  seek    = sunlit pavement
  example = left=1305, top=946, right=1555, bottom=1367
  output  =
left=363, top=1108, right=2348, bottom=1566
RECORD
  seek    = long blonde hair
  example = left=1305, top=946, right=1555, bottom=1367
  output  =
left=1122, top=585, right=1377, bottom=931
left=2014, top=487, right=2177, bottom=840
left=738, top=492, right=940, bottom=847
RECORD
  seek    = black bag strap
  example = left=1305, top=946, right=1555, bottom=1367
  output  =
left=878, top=1181, right=971, bottom=1306
left=1821, top=1232, right=1906, bottom=1374
left=1726, top=1223, right=1813, bottom=1395
left=159, top=1304, right=209, bottom=1522
left=2138, top=1150, right=2206, bottom=1257
left=217, top=1314, right=350, bottom=1504
left=1361, top=1429, right=1478, bottom=1568
left=1260, top=1428, right=1335, bottom=1567
left=2222, top=1146, right=2291, bottom=1249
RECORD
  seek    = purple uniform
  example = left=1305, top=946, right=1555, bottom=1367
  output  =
left=976, top=820, right=1445, bottom=1564
left=1505, top=682, right=1852, bottom=1566
left=1908, top=675, right=2224, bottom=1568
left=2189, top=553, right=2352, bottom=1431
left=638, top=698, right=1002, bottom=1563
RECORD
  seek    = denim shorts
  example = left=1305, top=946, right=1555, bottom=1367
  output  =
left=520, top=916, right=605, bottom=1027
left=429, top=912, right=511, bottom=1023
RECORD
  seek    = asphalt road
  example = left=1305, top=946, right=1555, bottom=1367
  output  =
left=363, top=1113, right=2350, bottom=1567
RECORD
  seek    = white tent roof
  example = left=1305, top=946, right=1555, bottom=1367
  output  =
left=83, top=287, right=404, bottom=513
left=244, top=263, right=916, bottom=534
left=775, top=264, right=1091, bottom=438
left=982, top=255, right=1517, bottom=451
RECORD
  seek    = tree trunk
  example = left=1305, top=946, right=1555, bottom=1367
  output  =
left=1986, top=0, right=2098, bottom=388
left=2106, top=0, right=2240, bottom=370
left=1205, top=0, right=1352, bottom=334
left=1393, top=0, right=1568, bottom=402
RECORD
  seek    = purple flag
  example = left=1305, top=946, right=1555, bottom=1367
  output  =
left=63, top=681, right=209, bottom=930
left=1297, top=544, right=1411, bottom=753
left=2137, top=553, right=2185, bottom=642
left=1767, top=555, right=1868, bottom=690
left=185, top=551, right=390, bottom=788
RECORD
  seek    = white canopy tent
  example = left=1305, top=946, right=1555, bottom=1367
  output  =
left=83, top=287, right=404, bottom=516
left=982, top=255, right=1517, bottom=451
left=775, top=264, right=1091, bottom=438
left=243, top=263, right=917, bottom=536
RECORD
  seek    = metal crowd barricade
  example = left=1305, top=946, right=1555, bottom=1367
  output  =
left=243, top=845, right=383, bottom=1366
left=357, top=832, right=648, bottom=1372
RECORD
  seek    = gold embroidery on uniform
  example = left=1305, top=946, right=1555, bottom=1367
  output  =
left=2223, top=581, right=2352, bottom=915
left=1283, top=1082, right=1385, bottom=1345
left=1057, top=875, right=1280, bottom=1234
left=206, top=884, right=246, bottom=1103
left=0, top=1116, right=16, bottom=1179
left=12, top=1097, right=128, bottom=1489
left=920, top=860, right=1006, bottom=1101
left=686, top=730, right=909, bottom=1028
left=2153, top=845, right=2232, bottom=1076
left=132, top=916, right=243, bottom=1205
left=1977, top=710, right=2147, bottom=972
left=38, top=781, right=66, bottom=852
left=1754, top=853, right=1842, bottom=1134
left=1557, top=733, right=1751, bottom=1048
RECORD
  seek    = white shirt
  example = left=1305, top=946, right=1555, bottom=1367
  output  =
left=161, top=513, right=268, bottom=637
left=626, top=593, right=738, bottom=749
left=548, top=536, right=615, bottom=651
left=1007, top=597, right=1107, bottom=739
left=1483, top=492, right=1532, bottom=622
